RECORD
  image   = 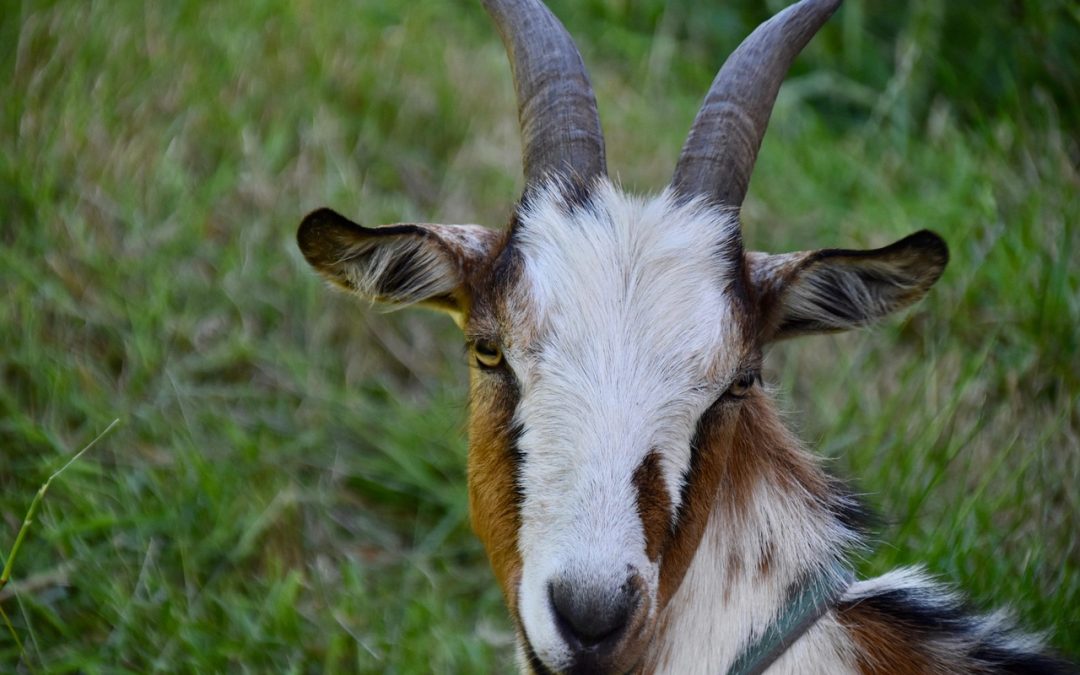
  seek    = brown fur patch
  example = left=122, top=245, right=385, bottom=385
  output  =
left=657, top=392, right=834, bottom=605
left=656, top=398, right=740, bottom=603
left=835, top=601, right=941, bottom=675
left=464, top=235, right=528, bottom=611
left=633, top=451, right=673, bottom=563
left=467, top=370, right=524, bottom=610
left=757, top=539, right=776, bottom=579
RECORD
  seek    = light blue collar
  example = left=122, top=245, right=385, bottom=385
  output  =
left=725, top=562, right=855, bottom=675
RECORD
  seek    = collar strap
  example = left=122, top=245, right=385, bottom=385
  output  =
left=725, top=562, right=855, bottom=675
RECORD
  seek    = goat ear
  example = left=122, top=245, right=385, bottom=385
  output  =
left=297, top=208, right=500, bottom=320
left=748, top=230, right=949, bottom=342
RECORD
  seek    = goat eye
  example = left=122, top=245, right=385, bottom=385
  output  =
left=474, top=341, right=503, bottom=369
left=725, top=372, right=757, bottom=399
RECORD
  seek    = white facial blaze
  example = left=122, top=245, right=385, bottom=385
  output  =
left=502, top=180, right=744, bottom=664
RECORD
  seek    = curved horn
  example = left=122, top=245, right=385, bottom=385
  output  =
left=671, top=0, right=842, bottom=207
left=482, top=0, right=607, bottom=188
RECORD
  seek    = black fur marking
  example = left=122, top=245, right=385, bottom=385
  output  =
left=554, top=174, right=596, bottom=216
left=672, top=405, right=712, bottom=537
left=507, top=421, right=527, bottom=506
left=971, top=644, right=1077, bottom=675
left=854, top=587, right=974, bottom=634
left=466, top=222, right=519, bottom=320
left=512, top=175, right=597, bottom=239
left=297, top=207, right=427, bottom=257
left=775, top=315, right=839, bottom=336
left=376, top=242, right=426, bottom=298
left=795, top=266, right=867, bottom=327
left=724, top=235, right=754, bottom=325
left=486, top=237, right=523, bottom=295
left=513, top=183, right=544, bottom=230
left=841, top=586, right=1078, bottom=674
left=825, top=477, right=878, bottom=537
left=810, top=229, right=949, bottom=270
left=775, top=264, right=895, bottom=335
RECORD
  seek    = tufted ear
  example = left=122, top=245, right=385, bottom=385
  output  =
left=297, top=208, right=501, bottom=322
left=747, top=230, right=949, bottom=342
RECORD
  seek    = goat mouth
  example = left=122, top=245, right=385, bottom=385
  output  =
left=525, top=640, right=642, bottom=675
left=529, top=652, right=643, bottom=675
left=521, top=619, right=650, bottom=675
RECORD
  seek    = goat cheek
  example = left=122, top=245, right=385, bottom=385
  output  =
left=467, top=383, right=523, bottom=607
left=658, top=409, right=741, bottom=603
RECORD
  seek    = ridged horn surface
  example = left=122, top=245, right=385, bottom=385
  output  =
left=671, top=0, right=842, bottom=208
left=482, top=0, right=607, bottom=189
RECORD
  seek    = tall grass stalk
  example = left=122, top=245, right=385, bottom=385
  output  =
left=0, top=419, right=120, bottom=665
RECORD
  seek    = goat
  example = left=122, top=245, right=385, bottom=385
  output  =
left=296, top=0, right=1074, bottom=673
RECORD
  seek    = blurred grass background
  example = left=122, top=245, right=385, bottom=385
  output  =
left=1, top=0, right=1077, bottom=671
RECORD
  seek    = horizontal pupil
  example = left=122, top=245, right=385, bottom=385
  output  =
left=727, top=371, right=758, bottom=397
left=475, top=342, right=501, bottom=367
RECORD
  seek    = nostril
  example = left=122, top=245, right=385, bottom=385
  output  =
left=548, top=578, right=637, bottom=649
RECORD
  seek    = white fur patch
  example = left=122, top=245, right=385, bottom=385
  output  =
left=651, top=476, right=860, bottom=674
left=497, top=178, right=744, bottom=666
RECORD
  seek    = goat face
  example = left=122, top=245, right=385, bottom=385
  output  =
left=298, top=181, right=945, bottom=673
left=467, top=184, right=749, bottom=673
left=297, top=1, right=947, bottom=673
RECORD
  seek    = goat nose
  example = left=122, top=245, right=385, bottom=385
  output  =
left=548, top=577, right=638, bottom=650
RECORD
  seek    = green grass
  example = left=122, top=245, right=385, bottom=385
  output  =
left=1, top=0, right=1077, bottom=671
